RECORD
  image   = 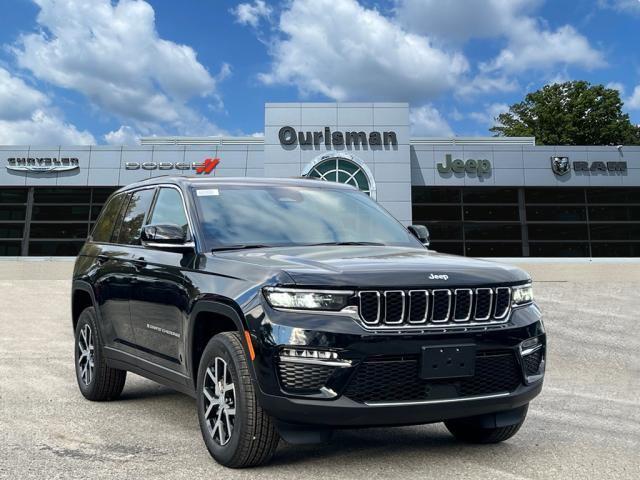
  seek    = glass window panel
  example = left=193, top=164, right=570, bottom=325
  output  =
left=31, top=205, right=89, bottom=221
left=0, top=241, right=21, bottom=256
left=28, top=241, right=84, bottom=256
left=464, top=223, right=521, bottom=240
left=418, top=222, right=463, bottom=240
left=586, top=188, right=640, bottom=203
left=92, top=193, right=125, bottom=243
left=413, top=205, right=462, bottom=221
left=463, top=188, right=518, bottom=203
left=30, top=223, right=88, bottom=239
left=464, top=205, right=519, bottom=221
left=33, top=188, right=90, bottom=203
left=0, top=205, right=26, bottom=221
left=148, top=188, right=189, bottom=233
left=588, top=206, right=640, bottom=222
left=590, top=223, right=640, bottom=240
left=465, top=243, right=522, bottom=257
left=529, top=242, right=589, bottom=257
left=590, top=243, right=640, bottom=257
left=528, top=223, right=588, bottom=240
left=526, top=205, right=586, bottom=221
left=0, top=188, right=27, bottom=204
left=412, top=187, right=461, bottom=203
left=525, top=188, right=584, bottom=203
left=429, top=241, right=464, bottom=256
left=91, top=187, right=118, bottom=203
left=0, top=224, right=24, bottom=238
left=116, top=189, right=155, bottom=245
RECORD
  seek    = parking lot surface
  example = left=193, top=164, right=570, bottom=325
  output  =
left=1, top=260, right=639, bottom=479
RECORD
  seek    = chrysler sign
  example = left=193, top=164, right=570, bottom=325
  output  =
left=6, top=157, right=79, bottom=173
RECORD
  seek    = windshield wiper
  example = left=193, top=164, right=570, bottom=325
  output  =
left=303, top=241, right=385, bottom=247
left=211, top=244, right=273, bottom=252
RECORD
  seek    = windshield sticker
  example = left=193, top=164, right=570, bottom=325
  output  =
left=197, top=189, right=219, bottom=197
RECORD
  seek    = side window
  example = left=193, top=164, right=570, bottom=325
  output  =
left=148, top=188, right=189, bottom=235
left=91, top=193, right=125, bottom=243
left=116, top=189, right=156, bottom=245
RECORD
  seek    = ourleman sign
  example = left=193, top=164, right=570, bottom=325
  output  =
left=279, top=126, right=398, bottom=147
left=6, top=157, right=79, bottom=173
left=437, top=154, right=492, bottom=176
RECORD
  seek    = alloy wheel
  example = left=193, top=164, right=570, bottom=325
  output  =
left=77, top=324, right=95, bottom=386
left=203, top=357, right=236, bottom=446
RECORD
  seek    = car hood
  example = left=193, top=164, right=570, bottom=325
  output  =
left=210, top=246, right=529, bottom=288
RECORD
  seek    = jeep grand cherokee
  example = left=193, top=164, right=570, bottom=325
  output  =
left=71, top=177, right=545, bottom=468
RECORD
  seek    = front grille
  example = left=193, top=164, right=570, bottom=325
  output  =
left=344, top=351, right=521, bottom=403
left=277, top=362, right=336, bottom=392
left=523, top=350, right=543, bottom=375
left=357, top=287, right=512, bottom=328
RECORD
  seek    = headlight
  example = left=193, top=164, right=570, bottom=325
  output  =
left=263, top=287, right=353, bottom=311
left=512, top=283, right=533, bottom=306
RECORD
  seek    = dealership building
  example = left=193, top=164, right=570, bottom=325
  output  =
left=1, top=102, right=639, bottom=257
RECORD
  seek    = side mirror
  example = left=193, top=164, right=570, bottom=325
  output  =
left=408, top=224, right=430, bottom=247
left=141, top=224, right=193, bottom=251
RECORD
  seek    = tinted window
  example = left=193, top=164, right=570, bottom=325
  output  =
left=464, top=205, right=519, bottom=221
left=525, top=188, right=584, bottom=203
left=92, top=193, right=126, bottom=243
left=28, top=241, right=84, bottom=256
left=418, top=222, right=463, bottom=240
left=413, top=205, right=462, bottom=221
left=0, top=242, right=21, bottom=256
left=465, top=243, right=522, bottom=257
left=148, top=188, right=189, bottom=234
left=0, top=205, right=26, bottom=221
left=32, top=205, right=89, bottom=221
left=116, top=189, right=155, bottom=245
left=412, top=187, right=461, bottom=203
left=31, top=223, right=89, bottom=239
left=526, top=205, right=586, bottom=221
left=464, top=223, right=521, bottom=240
left=586, top=188, right=640, bottom=203
left=0, top=189, right=27, bottom=203
left=0, top=224, right=24, bottom=238
left=33, top=188, right=90, bottom=203
left=528, top=223, right=588, bottom=241
left=463, top=188, right=518, bottom=203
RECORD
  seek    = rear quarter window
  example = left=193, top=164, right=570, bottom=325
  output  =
left=91, top=193, right=125, bottom=243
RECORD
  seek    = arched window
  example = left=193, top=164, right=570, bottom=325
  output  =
left=304, top=155, right=374, bottom=197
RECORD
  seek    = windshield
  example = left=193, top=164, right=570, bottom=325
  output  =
left=191, top=184, right=422, bottom=250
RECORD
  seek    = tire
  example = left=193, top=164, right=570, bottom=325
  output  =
left=196, top=332, right=279, bottom=468
left=74, top=306, right=127, bottom=401
left=445, top=405, right=528, bottom=444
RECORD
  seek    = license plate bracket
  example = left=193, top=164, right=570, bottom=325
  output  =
left=420, top=344, right=476, bottom=380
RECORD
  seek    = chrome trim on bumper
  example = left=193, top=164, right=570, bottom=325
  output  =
left=363, top=391, right=511, bottom=407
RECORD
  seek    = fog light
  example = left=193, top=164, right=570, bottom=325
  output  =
left=280, top=348, right=350, bottom=367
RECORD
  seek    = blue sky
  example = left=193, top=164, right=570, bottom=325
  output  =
left=0, top=0, right=639, bottom=144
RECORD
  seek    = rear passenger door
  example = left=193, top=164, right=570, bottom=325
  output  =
left=128, top=186, right=194, bottom=373
left=107, top=187, right=156, bottom=349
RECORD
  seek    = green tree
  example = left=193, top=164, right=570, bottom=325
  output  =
left=490, top=81, right=640, bottom=145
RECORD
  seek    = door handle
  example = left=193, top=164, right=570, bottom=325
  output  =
left=132, top=257, right=147, bottom=270
left=96, top=255, right=109, bottom=265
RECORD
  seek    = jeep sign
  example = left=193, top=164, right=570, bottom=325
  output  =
left=437, top=154, right=492, bottom=176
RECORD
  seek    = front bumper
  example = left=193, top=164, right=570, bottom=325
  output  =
left=244, top=302, right=545, bottom=428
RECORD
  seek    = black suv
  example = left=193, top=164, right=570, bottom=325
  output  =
left=72, top=177, right=545, bottom=468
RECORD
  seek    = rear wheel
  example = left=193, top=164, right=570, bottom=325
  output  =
left=196, top=332, right=279, bottom=468
left=445, top=405, right=528, bottom=444
left=74, top=307, right=126, bottom=401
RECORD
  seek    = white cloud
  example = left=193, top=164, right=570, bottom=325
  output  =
left=483, top=21, right=605, bottom=73
left=259, top=0, right=468, bottom=101
left=104, top=125, right=140, bottom=145
left=606, top=82, right=625, bottom=95
left=0, top=110, right=95, bottom=145
left=468, top=103, right=509, bottom=126
left=410, top=105, right=454, bottom=136
left=397, top=0, right=604, bottom=82
left=13, top=0, right=224, bottom=135
left=599, top=0, right=640, bottom=14
left=0, top=68, right=49, bottom=120
left=0, top=66, right=94, bottom=144
left=456, top=74, right=519, bottom=97
left=626, top=85, right=640, bottom=110
left=231, top=0, right=272, bottom=27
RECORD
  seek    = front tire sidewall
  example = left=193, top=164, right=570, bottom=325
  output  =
left=74, top=307, right=101, bottom=398
left=196, top=335, right=245, bottom=466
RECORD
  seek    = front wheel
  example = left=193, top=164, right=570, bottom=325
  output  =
left=74, top=306, right=126, bottom=401
left=445, top=405, right=528, bottom=444
left=196, top=332, right=279, bottom=468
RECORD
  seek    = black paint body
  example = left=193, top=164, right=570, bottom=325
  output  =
left=72, top=177, right=545, bottom=429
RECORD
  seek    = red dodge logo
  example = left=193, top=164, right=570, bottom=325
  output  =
left=196, top=158, right=220, bottom=174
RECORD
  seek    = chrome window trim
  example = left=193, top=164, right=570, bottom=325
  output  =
left=383, top=290, right=405, bottom=325
left=494, top=287, right=512, bottom=320
left=474, top=288, right=493, bottom=321
left=430, top=289, right=452, bottom=323
left=407, top=290, right=429, bottom=324
left=358, top=291, right=381, bottom=325
left=453, top=288, right=473, bottom=322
